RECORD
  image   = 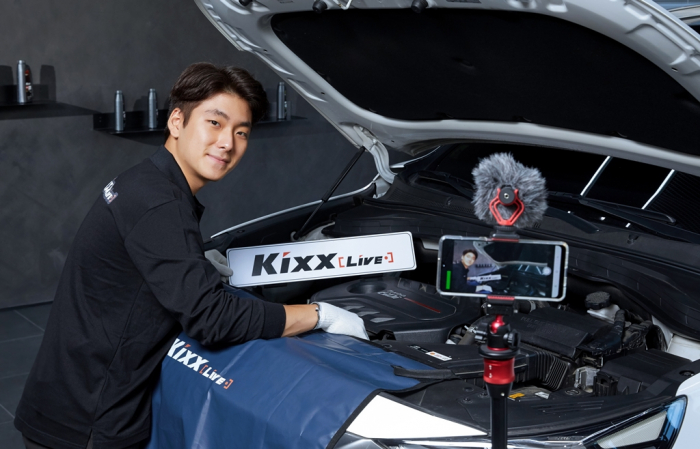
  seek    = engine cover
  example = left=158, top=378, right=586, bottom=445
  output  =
left=508, top=307, right=611, bottom=359
left=311, top=277, right=482, bottom=343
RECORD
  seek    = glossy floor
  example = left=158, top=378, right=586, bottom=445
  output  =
left=0, top=303, right=52, bottom=449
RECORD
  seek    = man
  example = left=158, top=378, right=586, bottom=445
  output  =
left=451, top=248, right=479, bottom=293
left=15, top=63, right=366, bottom=449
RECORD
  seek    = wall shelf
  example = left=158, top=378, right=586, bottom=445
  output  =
left=0, top=101, right=95, bottom=121
left=0, top=85, right=94, bottom=120
left=93, top=109, right=169, bottom=134
left=93, top=109, right=306, bottom=146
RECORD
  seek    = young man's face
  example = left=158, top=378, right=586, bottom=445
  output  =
left=462, top=251, right=476, bottom=268
left=165, top=92, right=253, bottom=194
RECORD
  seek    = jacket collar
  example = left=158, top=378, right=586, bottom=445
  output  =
left=150, top=145, right=205, bottom=221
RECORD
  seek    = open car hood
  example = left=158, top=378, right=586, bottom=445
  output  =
left=194, top=0, right=700, bottom=177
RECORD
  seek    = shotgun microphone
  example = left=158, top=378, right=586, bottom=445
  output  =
left=471, top=153, right=548, bottom=228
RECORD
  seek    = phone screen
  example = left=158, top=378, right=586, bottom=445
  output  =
left=437, top=236, right=568, bottom=301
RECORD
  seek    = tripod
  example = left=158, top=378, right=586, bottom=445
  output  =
left=474, top=185, right=523, bottom=449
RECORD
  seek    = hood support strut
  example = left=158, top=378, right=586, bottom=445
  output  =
left=354, top=125, right=395, bottom=184
left=292, top=146, right=367, bottom=240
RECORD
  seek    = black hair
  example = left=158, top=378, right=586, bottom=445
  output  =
left=462, top=249, right=478, bottom=259
left=164, top=62, right=269, bottom=140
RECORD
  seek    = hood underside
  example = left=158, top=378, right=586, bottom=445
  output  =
left=196, top=0, right=700, bottom=175
left=273, top=9, right=700, bottom=152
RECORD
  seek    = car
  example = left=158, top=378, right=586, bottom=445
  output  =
left=146, top=1, right=700, bottom=448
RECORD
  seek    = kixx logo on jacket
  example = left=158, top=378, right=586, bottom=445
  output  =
left=167, top=338, right=233, bottom=390
left=251, top=251, right=395, bottom=276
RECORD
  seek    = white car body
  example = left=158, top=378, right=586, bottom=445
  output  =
left=194, top=0, right=700, bottom=447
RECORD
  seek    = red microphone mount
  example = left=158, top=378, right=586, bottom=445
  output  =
left=489, top=186, right=524, bottom=227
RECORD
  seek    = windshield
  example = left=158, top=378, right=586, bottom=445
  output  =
left=658, top=0, right=700, bottom=26
left=419, top=142, right=700, bottom=238
left=657, top=0, right=700, bottom=10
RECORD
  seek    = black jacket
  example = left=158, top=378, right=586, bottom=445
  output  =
left=450, top=265, right=476, bottom=294
left=15, top=147, right=286, bottom=449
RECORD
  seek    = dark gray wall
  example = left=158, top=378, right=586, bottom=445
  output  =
left=0, top=0, right=377, bottom=309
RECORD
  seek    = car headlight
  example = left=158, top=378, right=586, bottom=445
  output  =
left=365, top=397, right=686, bottom=449
left=588, top=396, right=686, bottom=449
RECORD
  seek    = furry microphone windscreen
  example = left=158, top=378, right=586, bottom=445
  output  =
left=471, top=153, right=548, bottom=228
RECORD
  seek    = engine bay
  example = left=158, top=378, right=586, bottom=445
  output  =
left=311, top=274, right=690, bottom=406
left=214, top=149, right=700, bottom=432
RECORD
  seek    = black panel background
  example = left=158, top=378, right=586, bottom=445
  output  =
left=0, top=1, right=378, bottom=309
left=272, top=9, right=700, bottom=155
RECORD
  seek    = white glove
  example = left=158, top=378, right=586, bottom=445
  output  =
left=313, top=302, right=369, bottom=340
left=204, top=250, right=233, bottom=283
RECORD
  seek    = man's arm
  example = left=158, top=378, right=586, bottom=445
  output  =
left=203, top=250, right=318, bottom=336
left=282, top=304, right=318, bottom=337
left=124, top=201, right=286, bottom=345
left=202, top=250, right=314, bottom=335
left=125, top=201, right=367, bottom=345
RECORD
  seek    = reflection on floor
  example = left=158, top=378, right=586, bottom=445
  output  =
left=0, top=303, right=52, bottom=449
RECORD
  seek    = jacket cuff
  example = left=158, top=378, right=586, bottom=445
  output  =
left=260, top=301, right=286, bottom=339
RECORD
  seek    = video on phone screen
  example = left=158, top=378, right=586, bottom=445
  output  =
left=440, top=239, right=564, bottom=299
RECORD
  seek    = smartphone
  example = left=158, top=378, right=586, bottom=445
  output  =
left=436, top=236, right=568, bottom=301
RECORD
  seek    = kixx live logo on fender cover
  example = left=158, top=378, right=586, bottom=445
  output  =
left=167, top=338, right=234, bottom=390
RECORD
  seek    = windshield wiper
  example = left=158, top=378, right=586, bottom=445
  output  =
left=544, top=207, right=600, bottom=234
left=548, top=192, right=700, bottom=244
left=549, top=192, right=675, bottom=223
left=411, top=171, right=475, bottom=200
left=413, top=172, right=600, bottom=233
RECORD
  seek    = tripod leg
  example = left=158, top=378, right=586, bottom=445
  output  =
left=488, top=385, right=509, bottom=449
left=479, top=312, right=518, bottom=449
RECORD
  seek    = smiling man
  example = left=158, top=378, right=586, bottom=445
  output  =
left=15, top=63, right=366, bottom=449
left=451, top=248, right=479, bottom=293
left=163, top=67, right=254, bottom=195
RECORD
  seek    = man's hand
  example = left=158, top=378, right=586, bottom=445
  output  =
left=204, top=249, right=233, bottom=283
left=314, top=302, right=368, bottom=340
left=281, top=303, right=368, bottom=340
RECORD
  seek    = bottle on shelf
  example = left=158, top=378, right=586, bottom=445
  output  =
left=16, top=61, right=34, bottom=104
left=115, top=90, right=125, bottom=132
left=148, top=89, right=158, bottom=129
left=277, top=82, right=286, bottom=121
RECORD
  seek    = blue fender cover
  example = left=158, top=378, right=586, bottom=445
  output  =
left=146, top=331, right=433, bottom=449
